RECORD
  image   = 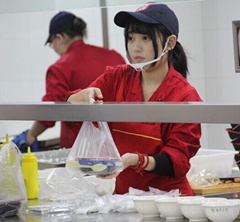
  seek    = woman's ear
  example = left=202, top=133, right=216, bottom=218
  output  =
left=167, top=35, right=177, bottom=51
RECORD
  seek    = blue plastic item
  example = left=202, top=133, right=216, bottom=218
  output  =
left=12, top=130, right=38, bottom=152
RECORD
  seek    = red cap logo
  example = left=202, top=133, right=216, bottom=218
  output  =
left=136, top=4, right=152, bottom=12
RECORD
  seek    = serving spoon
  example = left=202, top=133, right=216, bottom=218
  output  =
left=66, top=161, right=107, bottom=172
left=78, top=163, right=107, bottom=172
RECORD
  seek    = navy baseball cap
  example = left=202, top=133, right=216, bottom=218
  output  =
left=114, top=3, right=179, bottom=38
left=45, top=11, right=76, bottom=45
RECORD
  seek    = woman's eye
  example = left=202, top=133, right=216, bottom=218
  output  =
left=143, top=36, right=150, bottom=41
left=128, top=36, right=133, bottom=41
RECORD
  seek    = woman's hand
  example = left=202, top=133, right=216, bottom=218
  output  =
left=67, top=87, right=103, bottom=103
left=97, top=152, right=155, bottom=179
left=97, top=153, right=139, bottom=179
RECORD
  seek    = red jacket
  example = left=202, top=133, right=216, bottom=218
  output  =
left=88, top=65, right=202, bottom=195
left=39, top=40, right=125, bottom=148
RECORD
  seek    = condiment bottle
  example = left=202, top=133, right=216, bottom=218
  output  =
left=21, top=147, right=39, bottom=199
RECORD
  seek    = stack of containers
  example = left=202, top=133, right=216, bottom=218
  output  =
left=226, top=124, right=240, bottom=169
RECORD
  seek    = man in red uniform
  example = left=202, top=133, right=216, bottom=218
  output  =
left=13, top=11, right=125, bottom=151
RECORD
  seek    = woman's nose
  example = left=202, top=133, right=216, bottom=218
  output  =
left=133, top=40, right=142, bottom=52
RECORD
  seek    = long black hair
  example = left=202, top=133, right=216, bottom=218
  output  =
left=124, top=18, right=188, bottom=78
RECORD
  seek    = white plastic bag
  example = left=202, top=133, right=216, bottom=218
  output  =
left=0, top=142, right=27, bottom=217
left=66, top=121, right=123, bottom=176
left=38, top=167, right=97, bottom=203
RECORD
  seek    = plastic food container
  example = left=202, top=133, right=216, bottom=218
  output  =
left=77, top=158, right=123, bottom=176
left=187, top=149, right=237, bottom=179
left=33, top=149, right=70, bottom=169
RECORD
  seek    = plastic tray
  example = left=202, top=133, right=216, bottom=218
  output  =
left=33, top=149, right=70, bottom=170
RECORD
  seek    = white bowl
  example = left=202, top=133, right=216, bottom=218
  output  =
left=202, top=200, right=240, bottom=222
left=226, top=199, right=240, bottom=219
left=204, top=197, right=227, bottom=202
left=178, top=196, right=207, bottom=222
left=178, top=197, right=226, bottom=222
left=178, top=196, right=205, bottom=201
left=155, top=197, right=184, bottom=220
left=132, top=196, right=160, bottom=218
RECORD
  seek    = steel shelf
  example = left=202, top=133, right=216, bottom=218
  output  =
left=0, top=102, right=239, bottom=124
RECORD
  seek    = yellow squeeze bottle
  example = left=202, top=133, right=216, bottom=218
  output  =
left=22, top=147, right=39, bottom=199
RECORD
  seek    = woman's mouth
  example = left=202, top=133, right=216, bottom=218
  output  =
left=134, top=56, right=145, bottom=63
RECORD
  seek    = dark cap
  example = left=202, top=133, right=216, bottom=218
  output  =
left=114, top=3, right=179, bottom=38
left=45, top=11, right=76, bottom=45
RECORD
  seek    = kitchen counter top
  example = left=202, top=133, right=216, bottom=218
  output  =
left=5, top=212, right=240, bottom=222
left=4, top=196, right=240, bottom=222
left=2, top=194, right=240, bottom=222
left=0, top=212, right=171, bottom=222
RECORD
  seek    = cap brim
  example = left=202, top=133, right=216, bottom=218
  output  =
left=45, top=35, right=51, bottom=45
left=114, top=11, right=158, bottom=27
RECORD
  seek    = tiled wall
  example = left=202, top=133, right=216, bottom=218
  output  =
left=0, top=0, right=239, bottom=151
left=0, top=7, right=104, bottom=140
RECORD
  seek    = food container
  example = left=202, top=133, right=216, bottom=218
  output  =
left=187, top=149, right=237, bottom=179
left=77, top=158, right=123, bottom=176
left=33, top=149, right=70, bottom=170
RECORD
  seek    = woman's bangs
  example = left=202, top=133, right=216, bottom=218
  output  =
left=128, top=20, right=151, bottom=35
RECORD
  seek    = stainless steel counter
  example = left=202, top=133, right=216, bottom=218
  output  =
left=1, top=102, right=240, bottom=123
left=0, top=211, right=191, bottom=222
left=3, top=195, right=240, bottom=222
left=0, top=212, right=169, bottom=222
left=5, top=212, right=240, bottom=222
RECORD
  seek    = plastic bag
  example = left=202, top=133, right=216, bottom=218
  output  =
left=38, top=167, right=97, bottom=203
left=188, top=169, right=222, bottom=187
left=0, top=141, right=27, bottom=217
left=66, top=121, right=123, bottom=176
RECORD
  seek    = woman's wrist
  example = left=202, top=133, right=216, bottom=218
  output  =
left=122, top=153, right=139, bottom=168
left=26, top=131, right=36, bottom=145
left=130, top=152, right=150, bottom=175
left=122, top=152, right=156, bottom=174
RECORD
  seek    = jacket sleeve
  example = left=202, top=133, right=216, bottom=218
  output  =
left=160, top=122, right=201, bottom=178
left=160, top=90, right=202, bottom=179
left=88, top=65, right=124, bottom=101
left=65, top=65, right=126, bottom=102
left=39, top=65, right=69, bottom=128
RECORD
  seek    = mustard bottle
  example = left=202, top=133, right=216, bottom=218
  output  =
left=22, top=147, right=39, bottom=199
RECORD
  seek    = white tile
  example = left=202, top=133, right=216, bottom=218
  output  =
left=206, top=123, right=237, bottom=151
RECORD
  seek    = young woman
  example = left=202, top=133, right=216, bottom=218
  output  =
left=67, top=3, right=202, bottom=196
left=12, top=11, right=125, bottom=151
